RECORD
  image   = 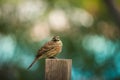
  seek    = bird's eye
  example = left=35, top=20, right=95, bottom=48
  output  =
left=57, top=39, right=59, bottom=41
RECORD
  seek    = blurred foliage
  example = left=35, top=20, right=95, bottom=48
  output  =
left=0, top=0, right=120, bottom=80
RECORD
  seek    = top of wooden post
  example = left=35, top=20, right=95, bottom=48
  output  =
left=45, top=59, right=72, bottom=80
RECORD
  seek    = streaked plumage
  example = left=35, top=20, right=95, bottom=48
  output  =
left=27, top=36, right=62, bottom=70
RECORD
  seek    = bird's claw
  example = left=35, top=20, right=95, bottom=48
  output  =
left=48, top=57, right=57, bottom=59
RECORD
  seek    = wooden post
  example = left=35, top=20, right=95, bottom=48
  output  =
left=45, top=59, right=72, bottom=80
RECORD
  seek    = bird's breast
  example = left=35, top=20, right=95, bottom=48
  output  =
left=56, top=45, right=62, bottom=53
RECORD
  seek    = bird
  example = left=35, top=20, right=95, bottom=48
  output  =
left=27, top=36, right=63, bottom=70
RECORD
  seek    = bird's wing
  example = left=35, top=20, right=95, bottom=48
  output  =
left=36, top=41, right=54, bottom=58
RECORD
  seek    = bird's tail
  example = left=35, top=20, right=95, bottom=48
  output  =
left=27, top=58, right=39, bottom=70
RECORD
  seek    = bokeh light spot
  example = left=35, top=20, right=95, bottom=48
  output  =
left=82, top=35, right=116, bottom=64
left=48, top=9, right=69, bottom=31
left=0, top=35, right=16, bottom=64
left=70, top=8, right=94, bottom=27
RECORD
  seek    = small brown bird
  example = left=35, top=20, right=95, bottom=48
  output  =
left=27, top=36, right=63, bottom=70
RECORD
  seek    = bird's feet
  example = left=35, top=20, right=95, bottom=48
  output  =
left=48, top=57, right=57, bottom=59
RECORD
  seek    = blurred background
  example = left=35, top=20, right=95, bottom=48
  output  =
left=0, top=0, right=120, bottom=80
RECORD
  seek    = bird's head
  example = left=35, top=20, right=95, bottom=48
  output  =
left=52, top=36, right=60, bottom=41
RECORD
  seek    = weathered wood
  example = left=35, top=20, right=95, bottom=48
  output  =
left=45, top=59, right=72, bottom=80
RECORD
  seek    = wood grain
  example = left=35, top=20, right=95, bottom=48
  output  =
left=45, top=59, right=72, bottom=80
